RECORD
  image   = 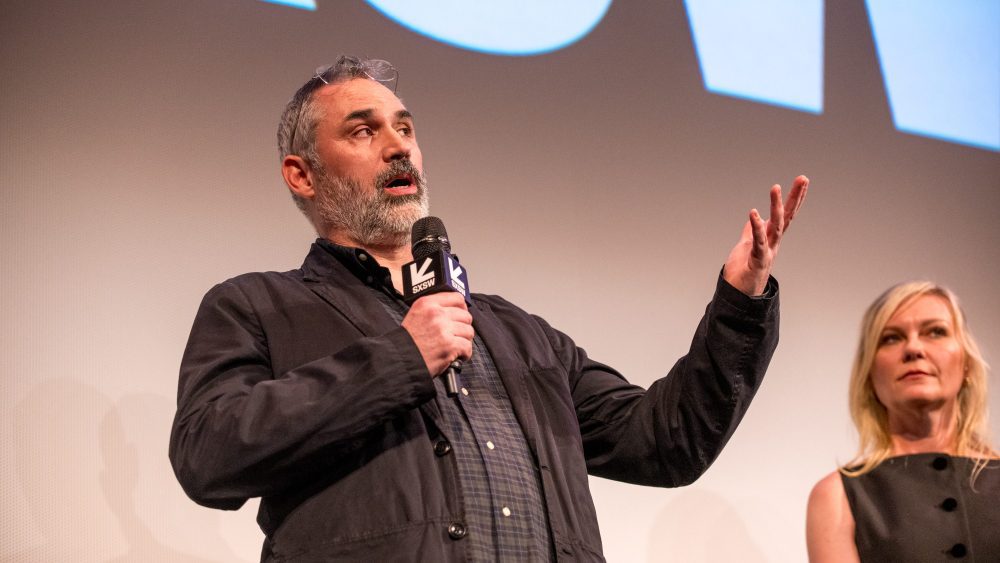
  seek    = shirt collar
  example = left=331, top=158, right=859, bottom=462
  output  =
left=315, top=238, right=399, bottom=295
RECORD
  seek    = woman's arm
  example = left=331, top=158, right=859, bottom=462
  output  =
left=806, top=471, right=860, bottom=563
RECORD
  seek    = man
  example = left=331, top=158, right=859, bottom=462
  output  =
left=170, top=55, right=808, bottom=562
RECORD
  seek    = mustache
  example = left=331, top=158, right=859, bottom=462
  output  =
left=373, top=159, right=425, bottom=191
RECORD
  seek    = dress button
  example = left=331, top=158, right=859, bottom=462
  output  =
left=434, top=440, right=452, bottom=456
left=932, top=456, right=949, bottom=470
left=948, top=543, right=967, bottom=558
left=941, top=497, right=958, bottom=512
left=447, top=522, right=467, bottom=540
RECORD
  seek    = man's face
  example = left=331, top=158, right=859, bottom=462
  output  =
left=308, top=78, right=428, bottom=247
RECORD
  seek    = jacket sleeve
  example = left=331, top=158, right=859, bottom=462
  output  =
left=545, top=274, right=779, bottom=487
left=168, top=278, right=435, bottom=510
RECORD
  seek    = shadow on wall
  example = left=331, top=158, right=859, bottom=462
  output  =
left=5, top=380, right=244, bottom=562
left=648, top=488, right=767, bottom=562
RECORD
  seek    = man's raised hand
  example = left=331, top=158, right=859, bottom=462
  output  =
left=723, top=175, right=809, bottom=296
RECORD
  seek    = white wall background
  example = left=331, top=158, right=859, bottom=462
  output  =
left=2, top=1, right=998, bottom=561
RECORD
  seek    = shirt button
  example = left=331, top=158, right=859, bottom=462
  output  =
left=365, top=275, right=374, bottom=284
left=447, top=522, right=467, bottom=540
left=932, top=456, right=949, bottom=470
left=461, top=387, right=469, bottom=396
left=486, top=441, right=495, bottom=450
left=948, top=543, right=967, bottom=558
left=434, top=440, right=452, bottom=456
left=358, top=253, right=368, bottom=261
left=941, top=497, right=958, bottom=512
left=501, top=506, right=511, bottom=517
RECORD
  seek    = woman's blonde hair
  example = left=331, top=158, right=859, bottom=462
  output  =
left=841, top=281, right=995, bottom=479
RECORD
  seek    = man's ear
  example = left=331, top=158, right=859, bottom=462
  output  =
left=282, top=155, right=315, bottom=201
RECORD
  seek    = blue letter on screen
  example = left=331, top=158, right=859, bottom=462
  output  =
left=684, top=0, right=824, bottom=113
left=364, top=0, right=613, bottom=56
left=866, top=0, right=999, bottom=151
left=260, top=0, right=316, bottom=10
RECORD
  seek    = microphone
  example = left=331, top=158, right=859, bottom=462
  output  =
left=402, top=217, right=471, bottom=397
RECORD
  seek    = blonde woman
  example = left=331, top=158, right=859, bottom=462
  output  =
left=807, top=282, right=999, bottom=561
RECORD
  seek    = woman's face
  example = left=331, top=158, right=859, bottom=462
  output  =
left=870, top=295, right=965, bottom=414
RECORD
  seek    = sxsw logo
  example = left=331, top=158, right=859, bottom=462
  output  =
left=262, top=0, right=999, bottom=151
left=408, top=258, right=437, bottom=294
left=406, top=255, right=468, bottom=299
left=447, top=255, right=467, bottom=296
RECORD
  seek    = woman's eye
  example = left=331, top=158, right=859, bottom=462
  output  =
left=928, top=326, right=949, bottom=337
left=879, top=333, right=900, bottom=346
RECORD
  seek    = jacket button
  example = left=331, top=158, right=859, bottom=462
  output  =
left=932, top=456, right=949, bottom=470
left=941, top=497, right=958, bottom=512
left=434, top=440, right=452, bottom=456
left=948, top=543, right=967, bottom=557
left=447, top=522, right=467, bottom=540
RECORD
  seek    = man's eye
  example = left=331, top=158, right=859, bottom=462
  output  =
left=397, top=125, right=413, bottom=136
left=353, top=127, right=374, bottom=138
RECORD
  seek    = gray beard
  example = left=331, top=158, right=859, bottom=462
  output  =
left=312, top=160, right=429, bottom=248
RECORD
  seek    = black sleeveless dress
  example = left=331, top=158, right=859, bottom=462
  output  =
left=841, top=453, right=1000, bottom=561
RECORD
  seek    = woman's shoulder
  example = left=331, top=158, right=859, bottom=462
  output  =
left=809, top=470, right=847, bottom=507
left=808, top=470, right=852, bottom=523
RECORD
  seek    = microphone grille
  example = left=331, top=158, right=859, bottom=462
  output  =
left=411, top=216, right=451, bottom=259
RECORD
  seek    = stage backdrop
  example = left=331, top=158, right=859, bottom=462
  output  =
left=2, top=1, right=998, bottom=561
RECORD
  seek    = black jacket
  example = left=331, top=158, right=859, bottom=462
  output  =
left=169, top=242, right=779, bottom=561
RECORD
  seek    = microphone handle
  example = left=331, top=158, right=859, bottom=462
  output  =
left=444, top=359, right=462, bottom=397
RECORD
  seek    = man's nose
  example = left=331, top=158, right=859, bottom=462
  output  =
left=382, top=130, right=411, bottom=161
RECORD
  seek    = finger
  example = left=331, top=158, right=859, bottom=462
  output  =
left=769, top=184, right=784, bottom=239
left=784, top=175, right=809, bottom=227
left=458, top=339, right=474, bottom=362
left=441, top=303, right=473, bottom=321
left=451, top=320, right=475, bottom=340
left=426, top=291, right=469, bottom=310
left=749, top=208, right=767, bottom=260
left=787, top=176, right=808, bottom=216
left=456, top=303, right=475, bottom=323
left=449, top=328, right=475, bottom=359
left=738, top=217, right=753, bottom=242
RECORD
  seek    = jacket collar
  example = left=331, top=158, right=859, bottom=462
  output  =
left=299, top=241, right=399, bottom=338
